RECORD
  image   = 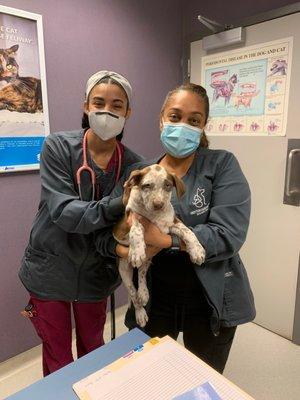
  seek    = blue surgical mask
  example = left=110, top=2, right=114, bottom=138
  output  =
left=161, top=122, right=202, bottom=158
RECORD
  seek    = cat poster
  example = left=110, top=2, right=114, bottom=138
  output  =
left=0, top=5, right=49, bottom=172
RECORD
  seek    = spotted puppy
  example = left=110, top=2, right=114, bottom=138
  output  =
left=113, top=164, right=206, bottom=327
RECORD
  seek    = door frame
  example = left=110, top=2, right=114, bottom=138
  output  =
left=186, top=5, right=300, bottom=344
left=183, top=3, right=300, bottom=81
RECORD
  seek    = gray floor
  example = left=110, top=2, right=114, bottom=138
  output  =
left=223, top=323, right=300, bottom=400
left=1, top=309, right=299, bottom=399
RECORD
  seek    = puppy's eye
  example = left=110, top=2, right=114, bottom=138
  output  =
left=141, top=183, right=152, bottom=190
left=164, top=181, right=173, bottom=191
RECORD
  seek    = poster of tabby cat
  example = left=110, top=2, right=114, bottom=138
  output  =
left=0, top=6, right=49, bottom=173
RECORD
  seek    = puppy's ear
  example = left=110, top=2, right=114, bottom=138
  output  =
left=125, top=169, right=145, bottom=187
left=168, top=173, right=185, bottom=198
left=123, top=169, right=145, bottom=205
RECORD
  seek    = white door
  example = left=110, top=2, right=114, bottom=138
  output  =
left=190, top=13, right=300, bottom=340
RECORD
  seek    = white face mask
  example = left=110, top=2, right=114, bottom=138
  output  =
left=88, top=111, right=125, bottom=141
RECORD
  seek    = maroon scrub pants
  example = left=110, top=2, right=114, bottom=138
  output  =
left=27, top=296, right=107, bottom=376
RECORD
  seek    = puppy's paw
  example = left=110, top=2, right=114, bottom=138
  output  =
left=187, top=242, right=206, bottom=265
left=137, top=286, right=149, bottom=306
left=128, top=246, right=147, bottom=268
left=135, top=307, right=149, bottom=328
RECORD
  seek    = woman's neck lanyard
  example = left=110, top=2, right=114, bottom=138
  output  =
left=76, top=131, right=122, bottom=201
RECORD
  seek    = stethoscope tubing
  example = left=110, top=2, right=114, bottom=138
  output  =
left=76, top=131, right=122, bottom=201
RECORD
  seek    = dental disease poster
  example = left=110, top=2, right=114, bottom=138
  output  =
left=201, top=37, right=293, bottom=136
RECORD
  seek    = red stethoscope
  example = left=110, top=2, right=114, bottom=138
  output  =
left=76, top=131, right=122, bottom=200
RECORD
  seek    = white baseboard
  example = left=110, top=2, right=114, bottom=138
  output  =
left=0, top=305, right=127, bottom=399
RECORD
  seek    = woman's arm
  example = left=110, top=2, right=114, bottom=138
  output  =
left=39, top=136, right=131, bottom=234
left=116, top=243, right=162, bottom=259
left=94, top=215, right=167, bottom=259
left=191, top=152, right=251, bottom=263
left=131, top=153, right=250, bottom=263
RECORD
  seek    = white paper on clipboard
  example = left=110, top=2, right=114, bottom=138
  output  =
left=73, top=336, right=254, bottom=400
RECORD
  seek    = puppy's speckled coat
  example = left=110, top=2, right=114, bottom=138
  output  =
left=113, top=164, right=205, bottom=327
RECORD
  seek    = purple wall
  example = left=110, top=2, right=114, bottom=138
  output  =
left=0, top=0, right=298, bottom=362
left=0, top=0, right=182, bottom=362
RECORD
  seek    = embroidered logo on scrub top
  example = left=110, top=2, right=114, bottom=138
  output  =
left=190, top=188, right=210, bottom=216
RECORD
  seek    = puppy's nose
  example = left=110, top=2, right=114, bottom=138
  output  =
left=153, top=200, right=164, bottom=210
